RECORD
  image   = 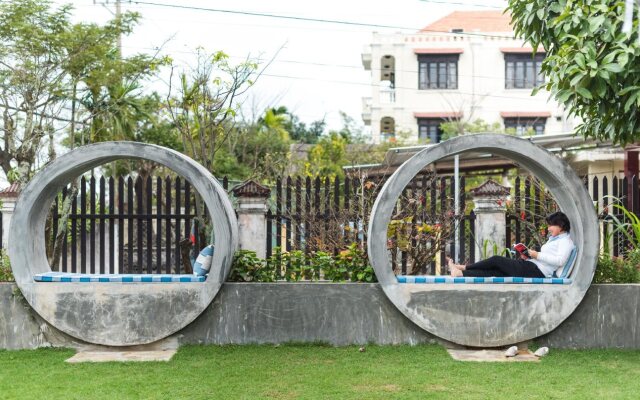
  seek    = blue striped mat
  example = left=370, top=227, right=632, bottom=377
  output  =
left=396, top=275, right=571, bottom=284
left=34, top=272, right=206, bottom=283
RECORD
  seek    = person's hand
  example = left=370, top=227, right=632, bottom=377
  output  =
left=528, top=249, right=538, bottom=259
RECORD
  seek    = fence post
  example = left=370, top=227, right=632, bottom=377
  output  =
left=232, top=180, right=271, bottom=259
left=470, top=179, right=510, bottom=262
left=0, top=183, right=21, bottom=249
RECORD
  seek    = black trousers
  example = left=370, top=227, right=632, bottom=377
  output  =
left=462, top=255, right=545, bottom=278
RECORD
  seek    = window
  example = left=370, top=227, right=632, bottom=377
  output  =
left=505, top=53, right=545, bottom=89
left=418, top=118, right=445, bottom=143
left=503, top=117, right=546, bottom=135
left=418, top=54, right=458, bottom=90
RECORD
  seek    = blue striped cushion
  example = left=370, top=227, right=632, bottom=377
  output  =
left=557, top=246, right=578, bottom=278
left=396, top=275, right=571, bottom=284
left=34, top=272, right=206, bottom=283
left=193, top=245, right=214, bottom=276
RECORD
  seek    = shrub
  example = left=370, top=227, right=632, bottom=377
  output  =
left=594, top=249, right=640, bottom=284
left=0, top=249, right=13, bottom=282
left=228, top=250, right=276, bottom=282
left=231, top=245, right=377, bottom=283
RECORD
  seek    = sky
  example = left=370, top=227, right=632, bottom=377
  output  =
left=53, top=0, right=508, bottom=135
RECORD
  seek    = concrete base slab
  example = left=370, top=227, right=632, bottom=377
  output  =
left=447, top=348, right=540, bottom=362
left=66, top=349, right=176, bottom=363
left=65, top=336, right=178, bottom=363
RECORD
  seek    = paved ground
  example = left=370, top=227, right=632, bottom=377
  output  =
left=65, top=337, right=178, bottom=363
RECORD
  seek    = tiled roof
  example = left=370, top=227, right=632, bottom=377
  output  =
left=414, top=112, right=463, bottom=119
left=414, top=48, right=464, bottom=54
left=421, top=11, right=512, bottom=33
left=0, top=182, right=21, bottom=197
left=470, top=179, right=510, bottom=197
left=500, top=112, right=551, bottom=118
left=231, top=180, right=271, bottom=198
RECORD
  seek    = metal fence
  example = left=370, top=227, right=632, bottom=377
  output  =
left=45, top=175, right=228, bottom=274
left=506, top=174, right=639, bottom=256
left=2, top=171, right=637, bottom=275
left=266, top=173, right=475, bottom=275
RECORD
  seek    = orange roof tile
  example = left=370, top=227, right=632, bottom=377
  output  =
left=414, top=112, right=463, bottom=119
left=414, top=48, right=464, bottom=54
left=421, top=11, right=512, bottom=33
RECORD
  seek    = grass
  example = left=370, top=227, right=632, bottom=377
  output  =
left=0, top=344, right=639, bottom=399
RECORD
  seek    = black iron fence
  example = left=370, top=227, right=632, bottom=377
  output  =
left=45, top=175, right=228, bottom=274
left=1, top=172, right=637, bottom=275
left=506, top=174, right=639, bottom=257
left=266, top=173, right=475, bottom=275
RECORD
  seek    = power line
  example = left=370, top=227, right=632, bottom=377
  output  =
left=418, top=0, right=505, bottom=10
left=131, top=1, right=513, bottom=39
left=117, top=43, right=535, bottom=83
left=259, top=72, right=551, bottom=103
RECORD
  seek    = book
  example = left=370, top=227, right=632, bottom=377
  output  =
left=512, top=243, right=531, bottom=259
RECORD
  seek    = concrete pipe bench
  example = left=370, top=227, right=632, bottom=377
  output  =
left=367, top=134, right=599, bottom=347
left=9, top=142, right=238, bottom=347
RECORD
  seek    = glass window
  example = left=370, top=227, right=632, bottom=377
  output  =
left=505, top=53, right=545, bottom=89
left=418, top=54, right=459, bottom=90
left=417, top=118, right=447, bottom=143
left=503, top=117, right=547, bottom=135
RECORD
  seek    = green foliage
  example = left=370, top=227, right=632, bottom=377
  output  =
left=507, top=0, right=640, bottom=145
left=0, top=249, right=13, bottom=282
left=228, top=250, right=276, bottom=282
left=480, top=239, right=512, bottom=260
left=3, top=345, right=640, bottom=399
left=440, top=119, right=512, bottom=141
left=305, top=132, right=348, bottom=179
left=230, top=245, right=376, bottom=282
left=338, top=243, right=376, bottom=283
left=594, top=250, right=640, bottom=283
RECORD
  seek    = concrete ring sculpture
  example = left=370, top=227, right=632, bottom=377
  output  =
left=367, top=134, right=599, bottom=347
left=8, top=142, right=238, bottom=346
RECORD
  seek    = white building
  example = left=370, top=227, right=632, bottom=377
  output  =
left=361, top=11, right=575, bottom=144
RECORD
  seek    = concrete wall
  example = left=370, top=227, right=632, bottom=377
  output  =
left=1, top=282, right=638, bottom=350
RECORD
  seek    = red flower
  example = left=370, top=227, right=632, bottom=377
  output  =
left=520, top=211, right=526, bottom=220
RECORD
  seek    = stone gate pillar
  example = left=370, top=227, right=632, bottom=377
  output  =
left=0, top=183, right=20, bottom=249
left=470, top=179, right=510, bottom=262
left=232, top=180, right=271, bottom=259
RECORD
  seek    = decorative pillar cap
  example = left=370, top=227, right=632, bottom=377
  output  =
left=470, top=179, right=510, bottom=198
left=232, top=180, right=271, bottom=198
left=0, top=182, right=21, bottom=198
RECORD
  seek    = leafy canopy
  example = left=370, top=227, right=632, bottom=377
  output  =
left=507, top=0, right=640, bottom=145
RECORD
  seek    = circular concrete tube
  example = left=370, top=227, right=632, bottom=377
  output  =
left=8, top=142, right=238, bottom=346
left=367, top=134, right=599, bottom=347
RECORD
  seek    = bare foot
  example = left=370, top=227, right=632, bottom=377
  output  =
left=450, top=268, right=463, bottom=277
left=446, top=257, right=466, bottom=271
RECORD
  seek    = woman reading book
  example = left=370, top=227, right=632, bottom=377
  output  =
left=448, top=211, right=575, bottom=278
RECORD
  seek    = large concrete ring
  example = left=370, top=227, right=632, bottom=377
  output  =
left=367, top=134, right=599, bottom=347
left=8, top=142, right=238, bottom=346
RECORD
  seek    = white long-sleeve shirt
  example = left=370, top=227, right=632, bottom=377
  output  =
left=530, top=232, right=575, bottom=278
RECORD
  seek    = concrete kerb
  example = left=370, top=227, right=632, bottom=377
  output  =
left=8, top=142, right=238, bottom=346
left=367, top=134, right=599, bottom=347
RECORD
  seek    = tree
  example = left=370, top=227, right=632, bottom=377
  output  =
left=508, top=0, right=640, bottom=145
left=0, top=0, right=71, bottom=184
left=165, top=49, right=257, bottom=173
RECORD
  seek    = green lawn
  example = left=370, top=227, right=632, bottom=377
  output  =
left=0, top=344, right=638, bottom=399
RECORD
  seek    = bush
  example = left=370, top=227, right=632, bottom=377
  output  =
left=228, top=250, right=276, bottom=282
left=0, top=249, right=13, bottom=282
left=594, top=249, right=640, bottom=284
left=229, top=245, right=377, bottom=283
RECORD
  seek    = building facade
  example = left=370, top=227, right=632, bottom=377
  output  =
left=361, top=11, right=575, bottom=144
